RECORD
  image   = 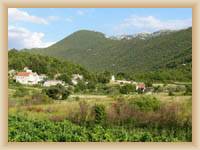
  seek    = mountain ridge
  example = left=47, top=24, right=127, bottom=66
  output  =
left=25, top=27, right=192, bottom=74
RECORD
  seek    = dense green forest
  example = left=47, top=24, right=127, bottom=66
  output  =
left=8, top=50, right=93, bottom=80
left=25, top=27, right=192, bottom=76
left=8, top=48, right=192, bottom=83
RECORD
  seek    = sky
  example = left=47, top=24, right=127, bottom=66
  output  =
left=8, top=8, right=192, bottom=49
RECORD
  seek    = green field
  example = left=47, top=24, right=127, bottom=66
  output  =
left=8, top=84, right=192, bottom=142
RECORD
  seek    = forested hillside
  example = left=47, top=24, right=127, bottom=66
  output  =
left=27, top=27, right=192, bottom=74
left=8, top=50, right=92, bottom=80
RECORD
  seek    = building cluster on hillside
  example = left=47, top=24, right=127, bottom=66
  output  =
left=9, top=67, right=85, bottom=87
left=110, top=75, right=146, bottom=92
left=14, top=67, right=46, bottom=85
left=9, top=67, right=146, bottom=92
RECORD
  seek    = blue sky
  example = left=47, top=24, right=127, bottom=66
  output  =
left=8, top=8, right=192, bottom=49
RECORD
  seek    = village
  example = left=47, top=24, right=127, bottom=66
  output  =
left=9, top=67, right=146, bottom=92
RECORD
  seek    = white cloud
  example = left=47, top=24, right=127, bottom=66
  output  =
left=76, top=9, right=95, bottom=16
left=8, top=26, right=55, bottom=49
left=47, top=16, right=60, bottom=22
left=8, top=8, right=49, bottom=24
left=114, top=15, right=192, bottom=34
left=65, top=16, right=73, bottom=22
left=77, top=10, right=85, bottom=16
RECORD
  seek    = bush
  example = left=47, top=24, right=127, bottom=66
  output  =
left=145, top=80, right=153, bottom=87
left=153, top=85, right=160, bottom=93
left=13, top=87, right=29, bottom=97
left=74, top=80, right=87, bottom=93
left=57, top=73, right=72, bottom=85
left=106, top=85, right=120, bottom=95
left=97, top=72, right=110, bottom=84
left=43, top=84, right=70, bottom=100
left=120, top=84, right=135, bottom=94
left=132, top=96, right=161, bottom=112
left=184, top=84, right=192, bottom=95
left=8, top=113, right=192, bottom=142
left=93, top=104, right=106, bottom=124
left=168, top=91, right=174, bottom=96
left=24, top=92, right=53, bottom=105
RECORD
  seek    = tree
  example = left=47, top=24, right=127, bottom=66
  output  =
left=57, top=73, right=72, bottom=85
left=97, top=72, right=110, bottom=84
left=74, top=80, right=87, bottom=92
left=43, top=84, right=70, bottom=100
left=184, top=84, right=192, bottom=95
left=120, top=84, right=135, bottom=94
left=145, top=80, right=153, bottom=87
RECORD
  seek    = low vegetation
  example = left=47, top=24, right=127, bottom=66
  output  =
left=8, top=83, right=192, bottom=142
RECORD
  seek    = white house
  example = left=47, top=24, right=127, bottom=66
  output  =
left=15, top=71, right=40, bottom=85
left=110, top=75, right=137, bottom=85
left=38, top=74, right=47, bottom=82
left=71, top=74, right=83, bottom=85
left=43, top=80, right=64, bottom=87
left=15, top=68, right=46, bottom=85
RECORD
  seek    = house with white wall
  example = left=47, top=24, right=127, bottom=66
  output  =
left=43, top=80, right=64, bottom=87
left=71, top=74, right=83, bottom=85
left=16, top=71, right=39, bottom=85
left=15, top=67, right=45, bottom=85
left=110, top=75, right=137, bottom=85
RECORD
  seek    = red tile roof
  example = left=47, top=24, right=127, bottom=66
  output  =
left=17, top=72, right=31, bottom=76
left=137, top=83, right=145, bottom=88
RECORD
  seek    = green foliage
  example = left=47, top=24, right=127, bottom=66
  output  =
left=8, top=50, right=92, bottom=81
left=168, top=91, right=175, bottom=96
left=43, top=84, right=70, bottom=100
left=74, top=80, right=87, bottom=93
left=119, top=84, right=135, bottom=94
left=97, top=72, right=110, bottom=84
left=57, top=73, right=72, bottom=85
left=13, top=86, right=29, bottom=97
left=93, top=104, right=106, bottom=124
left=132, top=96, right=161, bottom=112
left=24, top=92, right=53, bottom=105
left=28, top=28, right=192, bottom=80
left=8, top=113, right=191, bottom=142
left=184, top=84, right=192, bottom=95
left=106, top=85, right=120, bottom=95
left=145, top=80, right=153, bottom=87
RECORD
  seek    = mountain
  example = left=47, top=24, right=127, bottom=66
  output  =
left=27, top=27, right=192, bottom=74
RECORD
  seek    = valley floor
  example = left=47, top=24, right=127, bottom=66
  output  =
left=8, top=85, right=192, bottom=142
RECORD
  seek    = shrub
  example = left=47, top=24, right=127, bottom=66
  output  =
left=43, top=84, right=70, bottom=100
left=24, top=92, right=53, bottom=105
left=93, top=104, right=106, bottom=124
left=120, top=84, right=135, bottom=94
left=153, top=85, right=160, bottom=93
left=145, top=80, right=153, bottom=87
left=168, top=91, right=175, bottom=96
left=57, top=73, right=72, bottom=85
left=13, top=87, right=29, bottom=97
left=97, top=72, right=110, bottom=84
left=132, top=96, right=161, bottom=112
left=184, top=84, right=192, bottom=95
left=74, top=81, right=87, bottom=93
